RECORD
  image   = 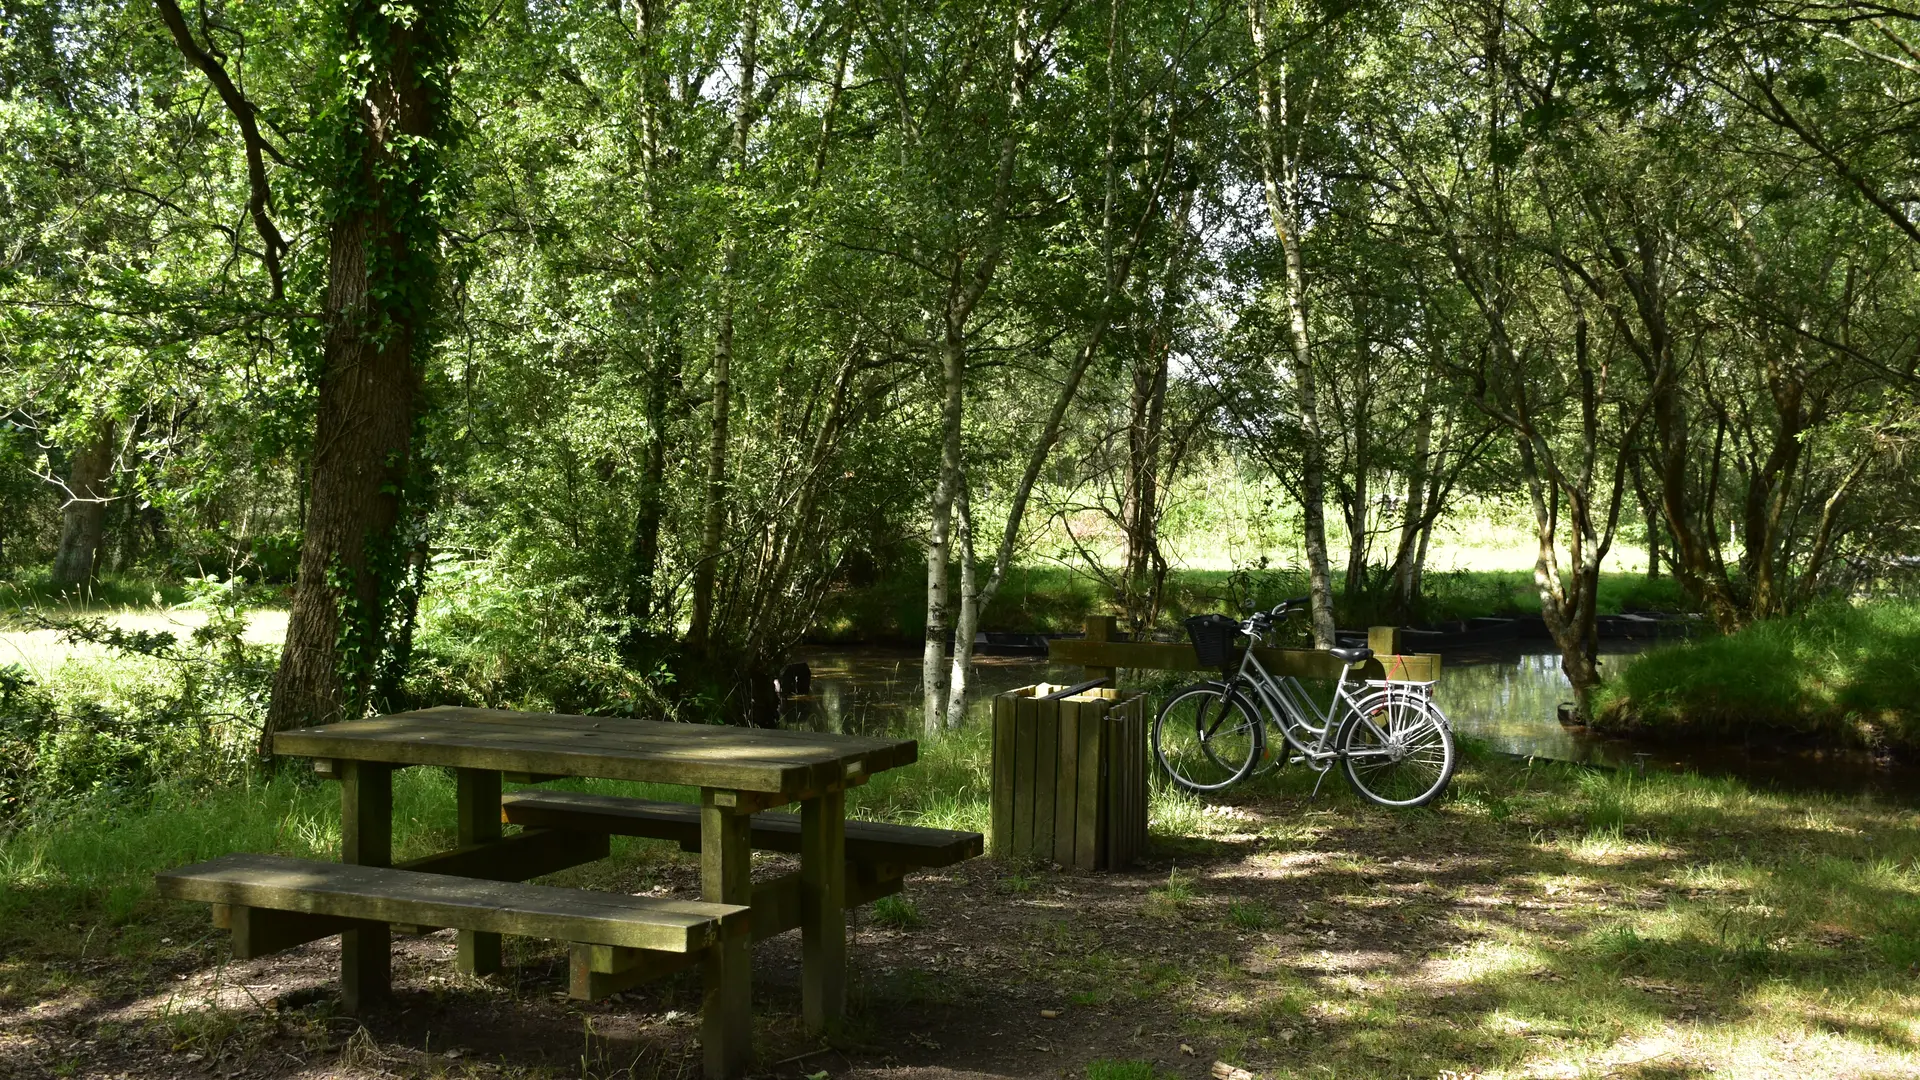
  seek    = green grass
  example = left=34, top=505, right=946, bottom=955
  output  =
left=3, top=732, right=1919, bottom=1077
left=0, top=570, right=190, bottom=614
left=1594, top=599, right=1920, bottom=755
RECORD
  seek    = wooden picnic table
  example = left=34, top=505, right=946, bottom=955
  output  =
left=273, top=706, right=919, bottom=1079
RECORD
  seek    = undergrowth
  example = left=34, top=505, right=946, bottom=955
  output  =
left=1593, top=599, right=1920, bottom=755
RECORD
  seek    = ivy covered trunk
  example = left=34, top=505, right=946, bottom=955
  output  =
left=264, top=0, right=456, bottom=746
left=50, top=421, right=114, bottom=588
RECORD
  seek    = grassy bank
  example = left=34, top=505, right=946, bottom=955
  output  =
left=3, top=735, right=1918, bottom=1078
left=811, top=565, right=1692, bottom=642
left=1595, top=599, right=1920, bottom=756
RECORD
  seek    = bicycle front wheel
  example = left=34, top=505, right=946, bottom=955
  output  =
left=1153, top=682, right=1262, bottom=793
left=1337, top=689, right=1455, bottom=808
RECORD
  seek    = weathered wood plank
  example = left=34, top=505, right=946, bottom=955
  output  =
left=991, top=694, right=1014, bottom=858
left=1032, top=699, right=1058, bottom=861
left=801, top=788, right=846, bottom=1037
left=499, top=791, right=982, bottom=868
left=274, top=709, right=918, bottom=796
left=1052, top=698, right=1080, bottom=868
left=1012, top=693, right=1037, bottom=859
left=156, top=853, right=748, bottom=952
left=235, top=829, right=611, bottom=951
left=397, top=828, right=610, bottom=882
left=1075, top=695, right=1103, bottom=871
left=456, top=768, right=503, bottom=976
left=340, top=760, right=391, bottom=1014
left=700, top=790, right=753, bottom=1079
left=228, top=906, right=367, bottom=960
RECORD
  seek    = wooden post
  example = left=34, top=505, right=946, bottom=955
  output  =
left=1083, top=615, right=1119, bottom=683
left=800, top=787, right=847, bottom=1037
left=1367, top=625, right=1402, bottom=657
left=339, top=761, right=392, bottom=1013
left=455, top=768, right=502, bottom=976
left=701, top=789, right=754, bottom=1079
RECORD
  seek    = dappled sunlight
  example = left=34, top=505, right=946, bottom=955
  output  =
left=1549, top=829, right=1683, bottom=867
left=1414, top=938, right=1545, bottom=987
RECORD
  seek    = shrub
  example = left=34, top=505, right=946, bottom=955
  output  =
left=0, top=581, right=274, bottom=823
left=1593, top=600, right=1920, bottom=755
left=402, top=556, right=675, bottom=717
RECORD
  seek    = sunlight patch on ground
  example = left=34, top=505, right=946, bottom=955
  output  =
left=1414, top=939, right=1544, bottom=987
left=1544, top=829, right=1682, bottom=867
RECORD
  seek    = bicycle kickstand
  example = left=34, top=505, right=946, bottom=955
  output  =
left=1310, top=764, right=1334, bottom=800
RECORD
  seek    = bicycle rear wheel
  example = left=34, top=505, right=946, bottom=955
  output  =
left=1153, top=682, right=1261, bottom=793
left=1337, top=689, right=1455, bottom=808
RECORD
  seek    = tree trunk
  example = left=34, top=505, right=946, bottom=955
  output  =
left=626, top=328, right=677, bottom=629
left=1389, top=391, right=1432, bottom=614
left=265, top=0, right=447, bottom=745
left=923, top=332, right=965, bottom=733
left=1122, top=315, right=1171, bottom=636
left=1247, top=0, right=1336, bottom=648
left=688, top=0, right=758, bottom=651
left=51, top=422, right=114, bottom=589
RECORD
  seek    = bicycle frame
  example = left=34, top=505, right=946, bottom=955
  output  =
left=1226, top=640, right=1414, bottom=768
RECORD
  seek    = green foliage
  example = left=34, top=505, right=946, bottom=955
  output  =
left=1594, top=601, right=1920, bottom=754
left=0, top=584, right=274, bottom=822
left=401, top=557, right=673, bottom=717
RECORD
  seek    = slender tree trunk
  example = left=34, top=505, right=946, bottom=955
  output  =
left=922, top=2, right=1034, bottom=731
left=51, top=422, right=114, bottom=589
left=924, top=332, right=965, bottom=733
left=627, top=325, right=677, bottom=628
left=945, top=476, right=980, bottom=728
left=1122, top=314, right=1171, bottom=635
left=265, top=0, right=446, bottom=744
left=688, top=0, right=758, bottom=651
left=1389, top=382, right=1433, bottom=613
left=1247, top=0, right=1335, bottom=648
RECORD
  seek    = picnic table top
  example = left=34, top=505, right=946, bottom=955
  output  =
left=274, top=706, right=917, bottom=795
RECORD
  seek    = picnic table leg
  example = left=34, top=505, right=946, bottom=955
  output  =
left=340, top=760, right=392, bottom=1014
left=455, top=767, right=503, bottom=976
left=700, top=789, right=753, bottom=1079
left=800, top=786, right=847, bottom=1037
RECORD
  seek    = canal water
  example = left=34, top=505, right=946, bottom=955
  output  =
left=789, top=643, right=1920, bottom=801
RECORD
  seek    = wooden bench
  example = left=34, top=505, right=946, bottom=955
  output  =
left=500, top=790, right=983, bottom=998
left=501, top=790, right=982, bottom=866
left=158, top=853, right=749, bottom=992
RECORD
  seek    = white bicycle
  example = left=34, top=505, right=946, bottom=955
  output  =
left=1152, top=597, right=1456, bottom=807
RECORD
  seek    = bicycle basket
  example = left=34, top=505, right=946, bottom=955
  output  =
left=1184, top=614, right=1243, bottom=668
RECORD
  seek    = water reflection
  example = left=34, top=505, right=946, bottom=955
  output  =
left=785, top=646, right=1074, bottom=735
left=784, top=643, right=1919, bottom=801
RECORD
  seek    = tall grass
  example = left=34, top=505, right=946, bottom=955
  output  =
left=1594, top=599, right=1920, bottom=754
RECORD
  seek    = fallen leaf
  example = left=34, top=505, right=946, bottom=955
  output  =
left=1180, top=1043, right=1196, bottom=1056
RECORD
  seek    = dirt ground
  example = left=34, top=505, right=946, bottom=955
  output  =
left=5, top=765, right=1918, bottom=1080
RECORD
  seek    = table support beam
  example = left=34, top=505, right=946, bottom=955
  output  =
left=455, top=768, right=503, bottom=976
left=801, top=787, right=847, bottom=1037
left=701, top=789, right=753, bottom=1080
left=340, top=760, right=392, bottom=1014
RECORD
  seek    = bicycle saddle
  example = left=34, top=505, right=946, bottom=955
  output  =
left=1328, top=646, right=1374, bottom=665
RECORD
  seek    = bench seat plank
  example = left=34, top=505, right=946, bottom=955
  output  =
left=158, top=853, right=747, bottom=953
left=500, top=791, right=984, bottom=868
